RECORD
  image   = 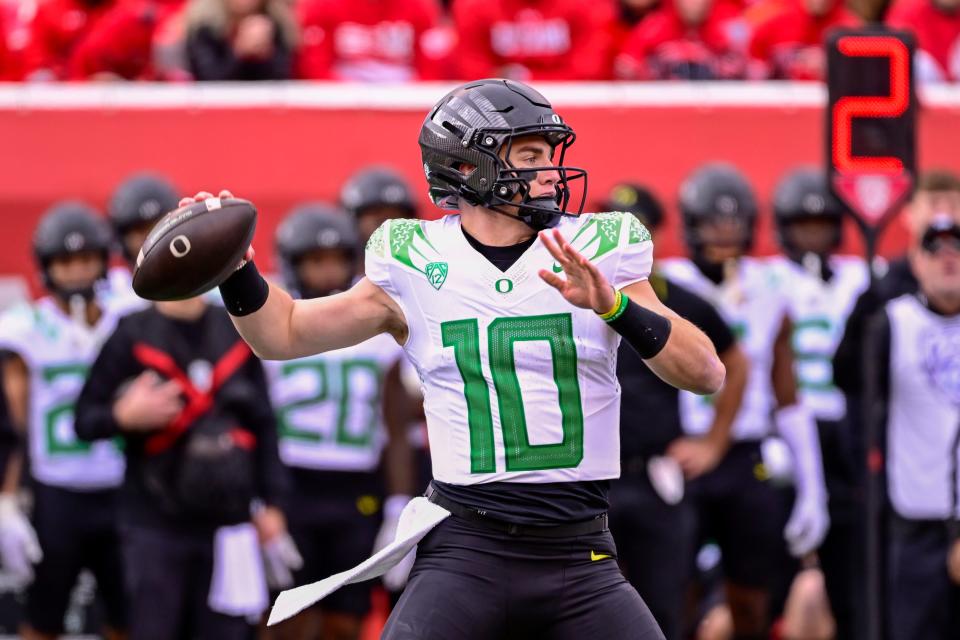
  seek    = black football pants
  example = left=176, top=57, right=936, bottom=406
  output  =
left=382, top=515, right=665, bottom=640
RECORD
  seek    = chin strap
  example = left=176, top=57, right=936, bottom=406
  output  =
left=488, top=195, right=574, bottom=232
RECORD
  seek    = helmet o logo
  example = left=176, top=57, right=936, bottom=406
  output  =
left=802, top=194, right=825, bottom=214
left=495, top=278, right=513, bottom=294
left=551, top=114, right=562, bottom=124
left=64, top=232, right=85, bottom=251
left=318, top=229, right=340, bottom=247
left=716, top=195, right=738, bottom=215
left=169, top=235, right=191, bottom=258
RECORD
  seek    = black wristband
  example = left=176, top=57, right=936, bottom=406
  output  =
left=608, top=298, right=672, bottom=359
left=219, top=261, right=269, bottom=317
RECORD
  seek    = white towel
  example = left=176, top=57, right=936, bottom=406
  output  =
left=267, top=496, right=451, bottom=626
left=208, top=523, right=269, bottom=619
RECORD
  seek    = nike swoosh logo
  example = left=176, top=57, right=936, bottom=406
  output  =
left=590, top=551, right=612, bottom=562
left=551, top=263, right=564, bottom=273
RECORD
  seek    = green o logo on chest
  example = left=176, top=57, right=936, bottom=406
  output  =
left=494, top=278, right=514, bottom=294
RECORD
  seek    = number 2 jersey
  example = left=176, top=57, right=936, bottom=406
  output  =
left=263, top=334, right=403, bottom=474
left=0, top=297, right=125, bottom=490
left=364, top=212, right=653, bottom=488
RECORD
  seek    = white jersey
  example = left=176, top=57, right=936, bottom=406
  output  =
left=0, top=297, right=125, bottom=490
left=264, top=334, right=403, bottom=472
left=767, top=255, right=869, bottom=421
left=659, top=256, right=787, bottom=441
left=365, top=212, right=653, bottom=485
left=886, top=294, right=960, bottom=520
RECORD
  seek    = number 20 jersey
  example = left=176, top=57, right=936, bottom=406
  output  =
left=263, top=334, right=403, bottom=472
left=365, top=212, right=653, bottom=486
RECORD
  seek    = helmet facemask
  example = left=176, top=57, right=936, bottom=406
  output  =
left=474, top=126, right=587, bottom=231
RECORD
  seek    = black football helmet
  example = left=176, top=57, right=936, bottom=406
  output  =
left=419, top=78, right=586, bottom=231
left=602, top=182, right=665, bottom=231
left=340, top=166, right=416, bottom=219
left=773, top=167, right=844, bottom=259
left=33, top=201, right=112, bottom=300
left=109, top=173, right=178, bottom=235
left=678, top=163, right=758, bottom=254
left=275, top=203, right=358, bottom=299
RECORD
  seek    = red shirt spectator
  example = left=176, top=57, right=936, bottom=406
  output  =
left=0, top=0, right=37, bottom=80
left=887, top=0, right=960, bottom=83
left=617, top=0, right=747, bottom=79
left=23, top=0, right=116, bottom=80
left=748, top=0, right=860, bottom=80
left=452, top=0, right=617, bottom=81
left=67, top=0, right=186, bottom=80
left=296, top=0, right=449, bottom=81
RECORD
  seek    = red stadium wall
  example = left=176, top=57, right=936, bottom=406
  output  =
left=2, top=82, right=959, bottom=294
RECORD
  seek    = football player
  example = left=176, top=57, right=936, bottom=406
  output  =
left=604, top=182, right=750, bottom=640
left=659, top=164, right=830, bottom=638
left=264, top=204, right=414, bottom=640
left=768, top=167, right=869, bottom=639
left=0, top=203, right=127, bottom=640
left=193, top=78, right=724, bottom=639
left=340, top=166, right=417, bottom=254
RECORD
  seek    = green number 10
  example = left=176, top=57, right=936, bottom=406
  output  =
left=441, top=313, right=585, bottom=474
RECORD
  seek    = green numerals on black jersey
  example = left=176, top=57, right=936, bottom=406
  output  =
left=442, top=313, right=585, bottom=474
left=276, top=359, right=381, bottom=448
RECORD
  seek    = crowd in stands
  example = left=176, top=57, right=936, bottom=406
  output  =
left=0, top=0, right=956, bottom=83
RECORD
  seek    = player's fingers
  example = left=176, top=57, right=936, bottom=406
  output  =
left=538, top=269, right=566, bottom=291
left=193, top=191, right=214, bottom=201
left=178, top=197, right=195, bottom=207
left=538, top=231, right=572, bottom=268
left=245, top=246, right=256, bottom=262
left=218, top=189, right=235, bottom=199
left=553, top=229, right=585, bottom=263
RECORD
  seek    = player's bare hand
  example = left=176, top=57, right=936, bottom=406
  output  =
left=948, top=539, right=960, bottom=585
left=538, top=229, right=616, bottom=314
left=112, top=371, right=183, bottom=432
left=667, top=435, right=727, bottom=480
left=177, top=190, right=254, bottom=262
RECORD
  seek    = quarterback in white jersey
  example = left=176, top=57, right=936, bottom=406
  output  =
left=193, top=79, right=723, bottom=639
left=0, top=203, right=127, bottom=638
left=659, top=163, right=830, bottom=640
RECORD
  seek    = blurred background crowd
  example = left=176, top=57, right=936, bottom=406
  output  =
left=0, top=0, right=955, bottom=83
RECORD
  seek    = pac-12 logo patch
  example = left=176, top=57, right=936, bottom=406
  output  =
left=425, top=262, right=448, bottom=290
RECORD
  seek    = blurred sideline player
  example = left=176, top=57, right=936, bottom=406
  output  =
left=604, top=182, right=750, bottom=640
left=340, top=166, right=418, bottom=266
left=0, top=203, right=127, bottom=640
left=767, top=167, right=869, bottom=639
left=660, top=164, right=830, bottom=638
left=341, top=166, right=433, bottom=556
left=105, top=173, right=179, bottom=308
left=198, top=78, right=725, bottom=639
left=264, top=204, right=414, bottom=640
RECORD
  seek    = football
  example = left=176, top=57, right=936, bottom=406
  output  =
left=132, top=197, right=257, bottom=301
